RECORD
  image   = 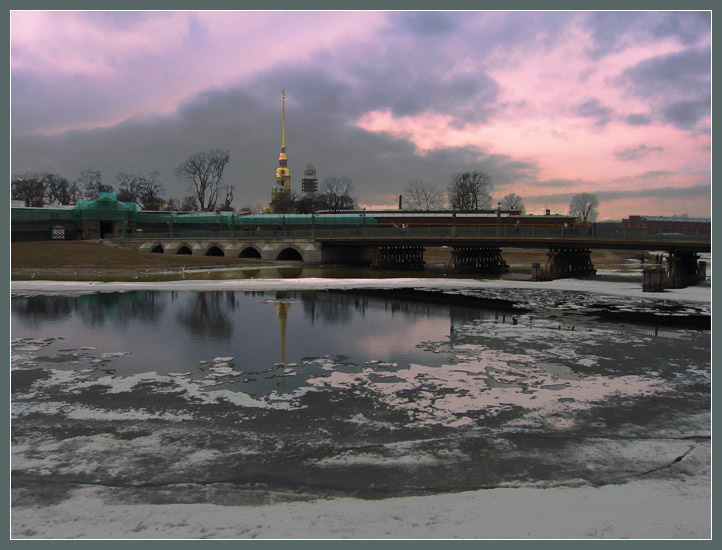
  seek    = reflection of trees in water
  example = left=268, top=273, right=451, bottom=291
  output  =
left=11, top=296, right=75, bottom=327
left=175, top=291, right=232, bottom=340
left=77, top=291, right=167, bottom=326
left=11, top=292, right=167, bottom=328
left=225, top=291, right=236, bottom=311
left=298, top=291, right=354, bottom=325
left=298, top=290, right=467, bottom=326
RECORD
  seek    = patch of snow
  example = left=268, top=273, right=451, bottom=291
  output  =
left=10, top=473, right=710, bottom=539
left=11, top=277, right=711, bottom=303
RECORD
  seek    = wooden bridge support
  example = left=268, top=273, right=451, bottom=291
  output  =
left=532, top=247, right=596, bottom=281
left=642, top=266, right=667, bottom=292
left=372, top=245, right=425, bottom=270
left=445, top=246, right=509, bottom=273
left=666, top=251, right=706, bottom=289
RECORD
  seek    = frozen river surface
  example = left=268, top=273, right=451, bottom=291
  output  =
left=10, top=279, right=711, bottom=538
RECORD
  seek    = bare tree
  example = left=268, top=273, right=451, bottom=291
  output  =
left=76, top=168, right=112, bottom=199
left=403, top=180, right=445, bottom=211
left=272, top=189, right=299, bottom=214
left=115, top=172, right=143, bottom=203
left=500, top=193, right=525, bottom=213
left=11, top=174, right=46, bottom=206
left=295, top=195, right=318, bottom=214
left=181, top=195, right=199, bottom=211
left=115, top=171, right=164, bottom=209
left=138, top=171, right=165, bottom=210
left=219, top=185, right=235, bottom=212
left=165, top=198, right=180, bottom=211
left=569, top=193, right=599, bottom=223
left=42, top=173, right=72, bottom=205
left=317, top=177, right=356, bottom=212
left=447, top=171, right=492, bottom=211
left=174, top=150, right=230, bottom=211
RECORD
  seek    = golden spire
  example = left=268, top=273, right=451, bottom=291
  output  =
left=281, top=89, right=286, bottom=153
left=270, top=89, right=291, bottom=212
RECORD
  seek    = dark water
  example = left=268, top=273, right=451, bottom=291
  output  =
left=11, top=289, right=711, bottom=505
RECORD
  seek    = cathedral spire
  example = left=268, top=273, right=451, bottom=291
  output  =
left=281, top=89, right=286, bottom=153
left=270, top=89, right=292, bottom=212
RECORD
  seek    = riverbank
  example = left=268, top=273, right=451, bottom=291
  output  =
left=12, top=463, right=710, bottom=538
left=12, top=241, right=652, bottom=281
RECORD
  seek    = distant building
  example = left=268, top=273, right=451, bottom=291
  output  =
left=622, top=215, right=710, bottom=230
left=302, top=164, right=318, bottom=197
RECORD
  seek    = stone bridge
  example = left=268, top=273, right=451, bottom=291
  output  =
left=123, top=237, right=326, bottom=263
left=113, top=226, right=710, bottom=290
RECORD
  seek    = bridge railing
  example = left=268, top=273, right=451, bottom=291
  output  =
left=113, top=224, right=710, bottom=243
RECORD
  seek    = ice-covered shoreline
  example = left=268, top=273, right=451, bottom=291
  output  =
left=10, top=275, right=712, bottom=303
left=12, top=470, right=711, bottom=539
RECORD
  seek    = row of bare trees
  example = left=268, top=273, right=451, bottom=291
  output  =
left=402, top=173, right=600, bottom=222
left=271, top=176, right=357, bottom=214
left=402, top=172, right=525, bottom=213
left=12, top=169, right=115, bottom=208
left=11, top=150, right=235, bottom=212
left=11, top=168, right=168, bottom=210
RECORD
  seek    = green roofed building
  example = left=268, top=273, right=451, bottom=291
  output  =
left=12, top=192, right=139, bottom=241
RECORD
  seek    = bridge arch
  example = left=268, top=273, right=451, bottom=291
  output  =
left=150, top=243, right=164, bottom=254
left=239, top=246, right=262, bottom=259
left=176, top=244, right=193, bottom=255
left=276, top=246, right=304, bottom=262
left=205, top=244, right=225, bottom=257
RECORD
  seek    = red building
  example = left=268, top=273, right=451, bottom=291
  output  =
left=622, top=215, right=710, bottom=230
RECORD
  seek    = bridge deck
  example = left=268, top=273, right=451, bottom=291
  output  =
left=117, top=225, right=710, bottom=253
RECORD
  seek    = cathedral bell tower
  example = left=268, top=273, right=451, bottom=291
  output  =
left=270, top=89, right=291, bottom=212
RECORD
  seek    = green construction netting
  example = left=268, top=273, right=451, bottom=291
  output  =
left=74, top=193, right=139, bottom=219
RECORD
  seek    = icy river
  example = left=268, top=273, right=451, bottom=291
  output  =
left=10, top=277, right=711, bottom=538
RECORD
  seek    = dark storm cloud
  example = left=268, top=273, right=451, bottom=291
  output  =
left=531, top=179, right=589, bottom=190
left=636, top=170, right=674, bottom=179
left=525, top=184, right=709, bottom=205
left=11, top=67, right=529, bottom=208
left=464, top=11, right=576, bottom=60
left=613, top=47, right=710, bottom=129
left=575, top=98, right=614, bottom=127
left=596, top=184, right=710, bottom=202
left=625, top=113, right=652, bottom=126
left=617, top=48, right=710, bottom=98
left=661, top=99, right=711, bottom=130
left=389, top=11, right=460, bottom=36
left=339, top=52, right=499, bottom=123
left=614, top=144, right=663, bottom=162
left=11, top=72, right=127, bottom=134
left=584, top=11, right=710, bottom=59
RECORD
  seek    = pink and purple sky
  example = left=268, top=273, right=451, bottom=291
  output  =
left=11, top=10, right=711, bottom=219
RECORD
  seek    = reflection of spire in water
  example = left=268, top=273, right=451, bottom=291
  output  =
left=276, top=301, right=290, bottom=363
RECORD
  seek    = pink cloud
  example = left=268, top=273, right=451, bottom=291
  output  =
left=11, top=11, right=387, bottom=133
left=354, top=22, right=710, bottom=219
left=11, top=11, right=191, bottom=77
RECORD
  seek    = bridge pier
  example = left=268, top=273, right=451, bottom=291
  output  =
left=532, top=247, right=596, bottom=281
left=642, top=265, right=667, bottom=292
left=445, top=246, right=509, bottom=273
left=372, top=245, right=425, bottom=270
left=666, top=251, right=706, bottom=289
